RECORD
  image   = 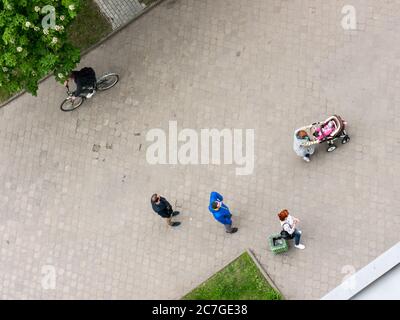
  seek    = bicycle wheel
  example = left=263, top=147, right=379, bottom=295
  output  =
left=60, top=96, right=85, bottom=112
left=96, top=73, right=119, bottom=91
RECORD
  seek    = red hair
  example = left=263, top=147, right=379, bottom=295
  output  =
left=278, top=209, right=289, bottom=221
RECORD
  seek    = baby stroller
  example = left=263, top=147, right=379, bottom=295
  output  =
left=301, top=115, right=350, bottom=153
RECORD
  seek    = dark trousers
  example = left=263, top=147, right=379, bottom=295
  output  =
left=224, top=224, right=233, bottom=232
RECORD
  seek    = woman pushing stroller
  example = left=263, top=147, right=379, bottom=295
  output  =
left=293, top=129, right=319, bottom=162
left=293, top=115, right=350, bottom=162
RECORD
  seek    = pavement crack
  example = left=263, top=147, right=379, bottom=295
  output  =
left=75, top=119, right=80, bottom=133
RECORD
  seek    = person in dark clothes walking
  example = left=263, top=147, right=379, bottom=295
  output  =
left=151, top=194, right=181, bottom=227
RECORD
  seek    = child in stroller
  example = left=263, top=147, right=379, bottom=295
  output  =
left=314, top=120, right=337, bottom=142
left=310, top=115, right=351, bottom=153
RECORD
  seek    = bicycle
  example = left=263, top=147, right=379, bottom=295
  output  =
left=60, top=73, right=119, bottom=112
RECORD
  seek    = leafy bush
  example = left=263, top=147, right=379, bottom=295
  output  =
left=0, top=0, right=82, bottom=96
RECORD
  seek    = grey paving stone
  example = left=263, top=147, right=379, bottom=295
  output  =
left=0, top=0, right=400, bottom=300
left=95, top=0, right=147, bottom=30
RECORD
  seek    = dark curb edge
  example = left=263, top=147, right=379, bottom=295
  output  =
left=0, top=0, right=166, bottom=110
left=246, top=248, right=286, bottom=300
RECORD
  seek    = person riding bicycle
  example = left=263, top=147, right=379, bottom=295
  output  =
left=60, top=70, right=119, bottom=112
left=64, top=67, right=97, bottom=99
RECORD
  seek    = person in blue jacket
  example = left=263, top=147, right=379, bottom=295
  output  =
left=208, top=191, right=238, bottom=234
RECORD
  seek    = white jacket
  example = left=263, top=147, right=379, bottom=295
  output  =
left=293, top=130, right=318, bottom=157
left=280, top=215, right=295, bottom=235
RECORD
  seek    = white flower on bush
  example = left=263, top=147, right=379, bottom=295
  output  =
left=34, top=6, right=41, bottom=12
left=52, top=37, right=58, bottom=44
left=2, top=67, right=8, bottom=72
left=43, top=28, right=49, bottom=35
left=17, top=47, right=23, bottom=52
left=55, top=25, right=64, bottom=32
left=10, top=38, right=15, bottom=44
left=60, top=15, right=65, bottom=21
left=32, top=71, right=37, bottom=76
left=69, top=4, right=75, bottom=11
left=58, top=73, right=64, bottom=79
left=34, top=26, right=40, bottom=31
left=25, top=21, right=31, bottom=28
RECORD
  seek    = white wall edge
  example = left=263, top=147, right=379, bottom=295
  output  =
left=321, top=242, right=400, bottom=300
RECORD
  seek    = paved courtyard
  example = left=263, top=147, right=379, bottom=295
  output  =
left=95, top=0, right=146, bottom=29
left=0, top=0, right=399, bottom=299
